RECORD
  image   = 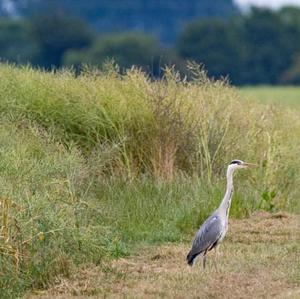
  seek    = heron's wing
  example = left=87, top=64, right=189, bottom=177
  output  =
left=189, top=214, right=222, bottom=257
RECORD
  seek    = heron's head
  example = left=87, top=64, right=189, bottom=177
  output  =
left=229, top=159, right=256, bottom=171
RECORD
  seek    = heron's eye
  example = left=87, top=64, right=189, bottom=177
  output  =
left=230, top=160, right=241, bottom=165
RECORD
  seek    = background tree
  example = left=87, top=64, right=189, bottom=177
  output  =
left=29, top=14, right=94, bottom=68
left=64, top=32, right=162, bottom=75
left=0, top=3, right=300, bottom=84
left=177, top=19, right=244, bottom=84
left=240, top=8, right=295, bottom=84
left=0, top=18, right=35, bottom=64
left=176, top=7, right=300, bottom=85
left=280, top=55, right=300, bottom=84
left=2, top=0, right=239, bottom=44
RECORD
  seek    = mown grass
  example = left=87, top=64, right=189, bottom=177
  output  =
left=0, top=63, right=298, bottom=298
left=28, top=213, right=300, bottom=299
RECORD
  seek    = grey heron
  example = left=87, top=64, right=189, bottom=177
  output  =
left=186, top=159, right=255, bottom=268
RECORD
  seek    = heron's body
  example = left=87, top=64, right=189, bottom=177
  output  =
left=187, top=159, right=254, bottom=267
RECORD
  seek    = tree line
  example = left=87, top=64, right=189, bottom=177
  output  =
left=0, top=0, right=238, bottom=44
left=0, top=7, right=300, bottom=84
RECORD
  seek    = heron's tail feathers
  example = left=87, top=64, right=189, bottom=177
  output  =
left=186, top=251, right=200, bottom=266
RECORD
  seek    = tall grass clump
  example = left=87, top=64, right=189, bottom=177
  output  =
left=0, top=121, right=119, bottom=297
left=0, top=63, right=299, bottom=296
left=0, top=63, right=299, bottom=202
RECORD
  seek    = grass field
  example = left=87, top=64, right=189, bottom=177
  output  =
left=27, top=212, right=300, bottom=299
left=239, top=86, right=300, bottom=107
left=0, top=64, right=298, bottom=298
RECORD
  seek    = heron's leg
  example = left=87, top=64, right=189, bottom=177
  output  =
left=215, top=245, right=221, bottom=258
left=213, top=249, right=218, bottom=270
left=203, top=255, right=207, bottom=269
left=213, top=246, right=220, bottom=272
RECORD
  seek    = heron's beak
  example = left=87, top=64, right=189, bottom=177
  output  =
left=242, top=162, right=257, bottom=168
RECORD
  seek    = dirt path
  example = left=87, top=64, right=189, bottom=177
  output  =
left=27, top=212, right=300, bottom=299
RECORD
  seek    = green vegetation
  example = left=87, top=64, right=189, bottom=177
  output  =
left=1, top=6, right=300, bottom=84
left=0, top=0, right=238, bottom=44
left=0, top=18, right=36, bottom=64
left=64, top=33, right=161, bottom=74
left=239, top=86, right=300, bottom=107
left=177, top=7, right=300, bottom=84
left=30, top=15, right=94, bottom=68
left=32, top=213, right=299, bottom=298
left=0, top=63, right=299, bottom=297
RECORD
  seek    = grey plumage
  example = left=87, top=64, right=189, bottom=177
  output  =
left=187, top=159, right=255, bottom=267
left=187, top=213, right=223, bottom=266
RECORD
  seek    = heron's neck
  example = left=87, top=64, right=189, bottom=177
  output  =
left=219, top=167, right=234, bottom=219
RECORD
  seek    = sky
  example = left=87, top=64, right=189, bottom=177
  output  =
left=234, top=0, right=300, bottom=9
